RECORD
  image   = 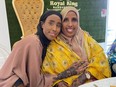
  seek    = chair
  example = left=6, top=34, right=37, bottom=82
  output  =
left=12, top=0, right=44, bottom=38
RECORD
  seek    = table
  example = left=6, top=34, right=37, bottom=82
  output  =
left=79, top=77, right=116, bottom=87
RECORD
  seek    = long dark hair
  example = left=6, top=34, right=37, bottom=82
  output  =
left=36, top=10, right=62, bottom=61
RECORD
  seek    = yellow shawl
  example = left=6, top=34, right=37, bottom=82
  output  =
left=42, top=31, right=111, bottom=86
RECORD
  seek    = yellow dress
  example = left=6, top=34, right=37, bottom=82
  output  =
left=42, top=31, right=111, bottom=86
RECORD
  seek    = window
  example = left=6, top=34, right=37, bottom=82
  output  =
left=106, top=0, right=116, bottom=51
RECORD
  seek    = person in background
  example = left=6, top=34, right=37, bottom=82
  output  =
left=0, top=10, right=62, bottom=87
left=42, top=6, right=111, bottom=87
left=107, top=39, right=116, bottom=77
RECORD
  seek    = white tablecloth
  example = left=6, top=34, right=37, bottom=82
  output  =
left=79, top=77, right=116, bottom=87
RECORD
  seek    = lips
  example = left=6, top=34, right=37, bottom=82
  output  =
left=67, top=28, right=73, bottom=33
left=49, top=32, right=57, bottom=37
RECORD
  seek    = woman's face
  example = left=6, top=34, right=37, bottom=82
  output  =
left=42, top=14, right=62, bottom=40
left=62, top=11, right=78, bottom=37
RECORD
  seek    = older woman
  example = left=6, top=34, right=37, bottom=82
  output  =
left=42, top=6, right=111, bottom=87
left=0, top=10, right=62, bottom=87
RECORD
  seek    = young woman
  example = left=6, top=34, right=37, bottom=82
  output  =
left=0, top=10, right=62, bottom=87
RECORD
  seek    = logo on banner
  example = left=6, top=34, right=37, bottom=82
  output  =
left=47, top=0, right=78, bottom=11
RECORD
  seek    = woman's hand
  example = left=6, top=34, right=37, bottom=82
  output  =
left=55, top=81, right=69, bottom=87
left=72, top=60, right=89, bottom=75
left=71, top=71, right=96, bottom=87
left=71, top=72, right=87, bottom=87
left=45, top=74, right=57, bottom=87
left=54, top=60, right=88, bottom=80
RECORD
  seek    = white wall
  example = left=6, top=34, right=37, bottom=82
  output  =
left=0, top=0, right=11, bottom=68
left=105, top=0, right=116, bottom=51
left=99, top=42, right=106, bottom=51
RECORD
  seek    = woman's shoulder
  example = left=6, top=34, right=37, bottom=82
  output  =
left=83, top=30, right=91, bottom=37
left=83, top=30, right=96, bottom=41
left=13, top=35, right=41, bottom=48
left=22, top=34, right=39, bottom=42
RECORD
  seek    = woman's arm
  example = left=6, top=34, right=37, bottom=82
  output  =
left=71, top=71, right=97, bottom=87
left=54, top=61, right=88, bottom=80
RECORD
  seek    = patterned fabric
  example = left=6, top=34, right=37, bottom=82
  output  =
left=42, top=31, right=111, bottom=86
left=107, top=39, right=116, bottom=76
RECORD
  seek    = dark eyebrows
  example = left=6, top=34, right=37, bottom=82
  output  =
left=49, top=20, right=61, bottom=24
left=57, top=22, right=62, bottom=24
left=72, top=17, right=78, bottom=22
left=57, top=22, right=62, bottom=26
left=63, top=17, right=78, bottom=22
left=48, top=19, right=62, bottom=27
left=63, top=18, right=68, bottom=22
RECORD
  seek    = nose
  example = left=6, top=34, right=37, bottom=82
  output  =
left=68, top=21, right=73, bottom=27
left=52, top=25, right=57, bottom=31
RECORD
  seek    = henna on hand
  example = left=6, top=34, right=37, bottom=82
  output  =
left=54, top=61, right=88, bottom=80
left=74, top=61, right=88, bottom=74
left=71, top=73, right=87, bottom=87
left=54, top=66, right=77, bottom=80
left=55, top=81, right=69, bottom=87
